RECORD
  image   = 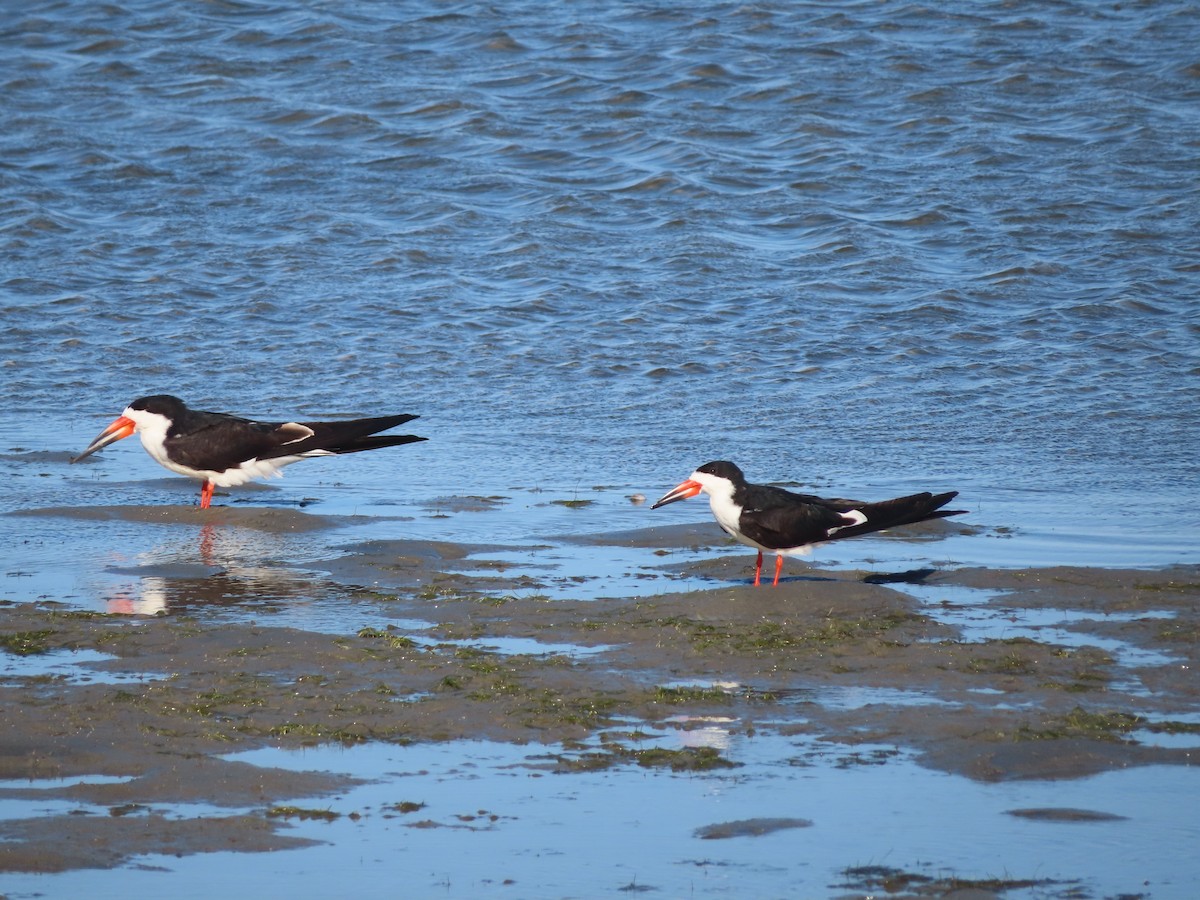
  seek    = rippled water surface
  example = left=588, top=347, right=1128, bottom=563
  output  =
left=2, top=0, right=1197, bottom=556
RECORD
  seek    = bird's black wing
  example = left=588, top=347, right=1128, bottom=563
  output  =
left=162, top=410, right=285, bottom=472
left=735, top=484, right=855, bottom=550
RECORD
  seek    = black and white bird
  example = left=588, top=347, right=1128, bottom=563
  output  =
left=72, top=394, right=426, bottom=508
left=652, top=460, right=964, bottom=586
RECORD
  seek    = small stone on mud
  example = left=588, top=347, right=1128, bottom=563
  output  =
left=1005, top=807, right=1128, bottom=822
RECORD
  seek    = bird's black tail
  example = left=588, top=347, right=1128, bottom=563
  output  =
left=260, top=414, right=425, bottom=460
left=828, top=491, right=964, bottom=541
left=330, top=433, right=428, bottom=454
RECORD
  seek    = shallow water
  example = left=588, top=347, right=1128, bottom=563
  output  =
left=2, top=736, right=1196, bottom=900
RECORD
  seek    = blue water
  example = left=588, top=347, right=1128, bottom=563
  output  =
left=1, top=0, right=1197, bottom=566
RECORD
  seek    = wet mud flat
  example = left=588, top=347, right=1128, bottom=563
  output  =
left=1, top=510, right=1198, bottom=896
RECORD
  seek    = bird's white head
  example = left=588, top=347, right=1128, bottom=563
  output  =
left=651, top=460, right=744, bottom=509
left=70, top=395, right=186, bottom=463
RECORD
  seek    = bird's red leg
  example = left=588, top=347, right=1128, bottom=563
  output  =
left=772, top=555, right=784, bottom=587
left=200, top=481, right=214, bottom=509
left=753, top=551, right=763, bottom=586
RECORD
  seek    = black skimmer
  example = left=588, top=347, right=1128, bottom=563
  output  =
left=652, top=461, right=964, bottom=586
left=71, top=394, right=426, bottom=508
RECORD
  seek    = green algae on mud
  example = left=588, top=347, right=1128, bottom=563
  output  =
left=835, top=865, right=1067, bottom=898
left=0, top=628, right=57, bottom=655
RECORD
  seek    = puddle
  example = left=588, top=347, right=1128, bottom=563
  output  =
left=661, top=716, right=740, bottom=750
left=1130, top=729, right=1200, bottom=750
left=421, top=634, right=613, bottom=658
left=1128, top=711, right=1200, bottom=750
left=901, top=582, right=1181, bottom=667
left=447, top=541, right=726, bottom=601
left=366, top=622, right=613, bottom=659
left=784, top=684, right=962, bottom=711
left=659, top=678, right=961, bottom=712
left=0, top=775, right=133, bottom=790
left=0, top=647, right=162, bottom=686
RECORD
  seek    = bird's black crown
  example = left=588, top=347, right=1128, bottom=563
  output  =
left=129, top=395, right=189, bottom=417
left=696, top=460, right=744, bottom=481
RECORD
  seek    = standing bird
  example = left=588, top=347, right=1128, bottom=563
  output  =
left=652, top=461, right=964, bottom=586
left=72, top=394, right=426, bottom=508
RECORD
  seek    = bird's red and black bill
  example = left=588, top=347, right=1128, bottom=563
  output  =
left=651, top=479, right=702, bottom=509
left=71, top=416, right=136, bottom=463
